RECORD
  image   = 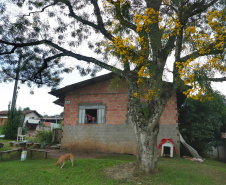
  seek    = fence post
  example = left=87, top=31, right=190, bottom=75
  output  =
left=52, top=129, right=61, bottom=143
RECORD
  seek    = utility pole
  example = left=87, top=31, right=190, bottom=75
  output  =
left=11, top=55, right=22, bottom=111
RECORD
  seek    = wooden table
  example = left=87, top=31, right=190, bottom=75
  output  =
left=10, top=141, right=30, bottom=150
left=10, top=141, right=41, bottom=149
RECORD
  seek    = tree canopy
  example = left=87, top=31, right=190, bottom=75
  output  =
left=23, top=107, right=31, bottom=111
left=0, top=0, right=225, bottom=95
left=179, top=91, right=226, bottom=155
left=0, top=0, right=225, bottom=173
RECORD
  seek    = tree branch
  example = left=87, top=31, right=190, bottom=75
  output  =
left=0, top=39, right=124, bottom=76
left=163, top=34, right=176, bottom=57
left=180, top=47, right=225, bottom=63
left=32, top=53, right=65, bottom=79
left=90, top=0, right=116, bottom=40
left=61, top=0, right=115, bottom=41
left=207, top=77, right=226, bottom=82
left=22, top=1, right=58, bottom=17
left=188, top=0, right=218, bottom=17
left=110, top=1, right=137, bottom=32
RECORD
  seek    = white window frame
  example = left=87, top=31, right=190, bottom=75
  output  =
left=78, top=105, right=106, bottom=124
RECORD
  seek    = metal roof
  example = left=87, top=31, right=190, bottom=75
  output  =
left=26, top=119, right=40, bottom=124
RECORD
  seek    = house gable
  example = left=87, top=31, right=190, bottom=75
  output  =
left=50, top=73, right=180, bottom=154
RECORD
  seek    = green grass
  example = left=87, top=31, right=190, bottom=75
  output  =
left=0, top=157, right=130, bottom=185
left=0, top=138, right=16, bottom=151
left=0, top=138, right=226, bottom=185
left=142, top=157, right=226, bottom=185
left=0, top=156, right=225, bottom=185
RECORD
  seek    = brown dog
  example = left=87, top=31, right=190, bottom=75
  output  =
left=57, top=153, right=75, bottom=168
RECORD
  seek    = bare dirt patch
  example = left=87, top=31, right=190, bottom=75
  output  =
left=104, top=162, right=136, bottom=181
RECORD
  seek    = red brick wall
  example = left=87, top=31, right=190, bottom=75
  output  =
left=160, top=93, right=178, bottom=125
left=61, top=79, right=179, bottom=154
left=63, top=79, right=178, bottom=126
left=0, top=118, right=7, bottom=127
left=63, top=80, right=129, bottom=125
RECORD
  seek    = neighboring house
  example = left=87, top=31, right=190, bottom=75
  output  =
left=209, top=133, right=226, bottom=160
left=41, top=116, right=63, bottom=124
left=43, top=122, right=51, bottom=127
left=0, top=111, right=8, bottom=127
left=22, top=110, right=42, bottom=130
left=0, top=110, right=42, bottom=130
left=50, top=73, right=185, bottom=155
left=41, top=117, right=63, bottom=129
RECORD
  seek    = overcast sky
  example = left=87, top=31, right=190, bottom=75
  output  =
left=1, top=1, right=225, bottom=116
left=1, top=67, right=225, bottom=116
left=0, top=69, right=109, bottom=116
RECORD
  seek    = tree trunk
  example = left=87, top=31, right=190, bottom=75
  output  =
left=135, top=123, right=159, bottom=173
left=126, top=77, right=174, bottom=173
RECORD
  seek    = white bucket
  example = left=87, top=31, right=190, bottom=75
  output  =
left=21, top=151, right=27, bottom=161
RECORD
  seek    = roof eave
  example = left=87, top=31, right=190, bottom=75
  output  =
left=49, top=72, right=114, bottom=98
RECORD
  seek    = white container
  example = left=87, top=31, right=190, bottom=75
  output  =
left=21, top=151, right=27, bottom=161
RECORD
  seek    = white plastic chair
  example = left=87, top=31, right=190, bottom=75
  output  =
left=17, top=127, right=26, bottom=142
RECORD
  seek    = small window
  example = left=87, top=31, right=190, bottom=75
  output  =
left=79, top=105, right=105, bottom=124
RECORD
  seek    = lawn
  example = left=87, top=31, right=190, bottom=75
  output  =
left=0, top=138, right=17, bottom=151
left=0, top=138, right=226, bottom=185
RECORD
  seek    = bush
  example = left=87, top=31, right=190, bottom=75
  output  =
left=36, top=130, right=52, bottom=144
left=25, top=136, right=37, bottom=142
left=179, top=92, right=226, bottom=155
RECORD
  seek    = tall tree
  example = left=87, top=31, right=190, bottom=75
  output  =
left=2, top=106, right=24, bottom=139
left=0, top=0, right=225, bottom=173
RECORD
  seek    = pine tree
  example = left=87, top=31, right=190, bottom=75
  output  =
left=2, top=106, right=25, bottom=139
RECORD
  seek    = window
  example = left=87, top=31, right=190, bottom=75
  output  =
left=79, top=105, right=105, bottom=124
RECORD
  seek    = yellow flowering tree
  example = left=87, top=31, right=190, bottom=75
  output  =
left=0, top=0, right=225, bottom=173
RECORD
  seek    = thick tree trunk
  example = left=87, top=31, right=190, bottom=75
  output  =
left=126, top=77, right=174, bottom=173
left=135, top=123, right=159, bottom=173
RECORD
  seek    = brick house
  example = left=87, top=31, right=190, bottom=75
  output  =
left=50, top=73, right=184, bottom=155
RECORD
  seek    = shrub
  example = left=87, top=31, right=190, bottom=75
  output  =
left=36, top=130, right=52, bottom=144
left=0, top=127, right=3, bottom=135
left=22, top=127, right=28, bottom=135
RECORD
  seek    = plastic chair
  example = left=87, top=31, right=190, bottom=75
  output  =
left=17, top=127, right=26, bottom=142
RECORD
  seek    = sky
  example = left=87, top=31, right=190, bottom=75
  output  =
left=0, top=1, right=225, bottom=116
left=0, top=2, right=108, bottom=116
left=0, top=69, right=109, bottom=116
left=1, top=67, right=225, bottom=116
